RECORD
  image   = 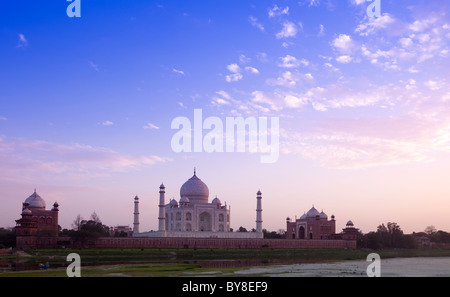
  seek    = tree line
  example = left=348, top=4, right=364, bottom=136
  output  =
left=1, top=219, right=450, bottom=249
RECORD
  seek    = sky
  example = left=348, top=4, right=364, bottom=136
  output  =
left=1, top=0, right=450, bottom=234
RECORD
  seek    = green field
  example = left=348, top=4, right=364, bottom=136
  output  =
left=1, top=248, right=450, bottom=277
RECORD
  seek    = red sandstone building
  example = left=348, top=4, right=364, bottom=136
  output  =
left=15, top=190, right=60, bottom=249
left=286, top=206, right=358, bottom=241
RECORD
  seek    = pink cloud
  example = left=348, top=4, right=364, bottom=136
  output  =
left=0, top=137, right=171, bottom=182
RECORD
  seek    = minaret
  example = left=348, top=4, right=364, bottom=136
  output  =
left=256, top=190, right=263, bottom=234
left=133, top=195, right=140, bottom=234
left=158, top=183, right=166, bottom=234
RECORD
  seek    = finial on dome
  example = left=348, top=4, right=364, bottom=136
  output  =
left=194, top=167, right=196, bottom=176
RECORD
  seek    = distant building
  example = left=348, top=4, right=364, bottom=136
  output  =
left=110, top=225, right=133, bottom=237
left=15, top=190, right=59, bottom=249
left=286, top=206, right=358, bottom=241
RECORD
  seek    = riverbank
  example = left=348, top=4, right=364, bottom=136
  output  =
left=1, top=248, right=450, bottom=277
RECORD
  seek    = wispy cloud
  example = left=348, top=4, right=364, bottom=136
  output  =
left=249, top=16, right=264, bottom=32
left=17, top=33, right=28, bottom=48
left=101, top=121, right=114, bottom=126
left=0, top=137, right=170, bottom=181
left=173, top=68, right=185, bottom=75
left=268, top=5, right=289, bottom=18
left=90, top=61, right=100, bottom=72
left=143, top=123, right=160, bottom=130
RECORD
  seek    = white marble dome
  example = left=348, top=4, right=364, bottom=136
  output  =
left=25, top=190, right=46, bottom=210
left=179, top=171, right=209, bottom=204
left=212, top=196, right=221, bottom=205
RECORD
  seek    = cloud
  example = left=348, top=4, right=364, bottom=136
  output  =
left=101, top=121, right=114, bottom=126
left=249, top=16, right=264, bottom=32
left=280, top=78, right=450, bottom=169
left=268, top=5, right=289, bottom=18
left=424, top=80, right=444, bottom=91
left=251, top=90, right=285, bottom=112
left=17, top=33, right=28, bottom=48
left=0, top=137, right=170, bottom=181
left=276, top=22, right=298, bottom=39
left=239, top=54, right=251, bottom=64
left=90, top=61, right=100, bottom=72
left=0, top=116, right=7, bottom=121
left=245, top=66, right=260, bottom=74
left=336, top=55, right=353, bottom=63
left=227, top=64, right=241, bottom=73
left=318, top=24, right=325, bottom=36
left=143, top=123, right=160, bottom=130
left=331, top=34, right=357, bottom=55
left=351, top=0, right=366, bottom=5
left=355, top=14, right=397, bottom=36
left=409, top=17, right=438, bottom=33
left=278, top=55, right=302, bottom=68
left=173, top=68, right=185, bottom=75
left=226, top=73, right=243, bottom=83
left=266, top=71, right=314, bottom=88
left=225, top=64, right=243, bottom=82
left=284, top=95, right=307, bottom=109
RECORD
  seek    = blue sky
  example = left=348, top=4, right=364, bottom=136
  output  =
left=1, top=0, right=450, bottom=233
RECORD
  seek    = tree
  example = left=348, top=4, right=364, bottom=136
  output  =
left=90, top=211, right=101, bottom=224
left=0, top=227, right=15, bottom=248
left=72, top=214, right=83, bottom=231
left=424, top=226, right=437, bottom=235
left=237, top=226, right=248, bottom=232
left=69, top=213, right=110, bottom=246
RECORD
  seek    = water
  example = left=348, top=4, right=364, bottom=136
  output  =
left=233, top=257, right=450, bottom=277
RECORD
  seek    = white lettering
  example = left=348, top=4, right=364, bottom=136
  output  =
left=66, top=0, right=81, bottom=18
left=171, top=109, right=280, bottom=163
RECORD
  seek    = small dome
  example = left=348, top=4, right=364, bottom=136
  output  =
left=212, top=196, right=221, bottom=205
left=169, top=199, right=178, bottom=207
left=22, top=208, right=32, bottom=215
left=299, top=212, right=307, bottom=220
left=257, top=190, right=262, bottom=196
left=320, top=211, right=328, bottom=220
left=306, top=206, right=320, bottom=218
left=346, top=220, right=354, bottom=227
left=24, top=190, right=46, bottom=210
left=180, top=196, right=190, bottom=204
left=134, top=195, right=139, bottom=200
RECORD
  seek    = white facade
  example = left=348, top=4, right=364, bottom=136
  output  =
left=134, top=170, right=263, bottom=239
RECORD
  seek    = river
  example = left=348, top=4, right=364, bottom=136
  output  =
left=233, top=257, right=450, bottom=277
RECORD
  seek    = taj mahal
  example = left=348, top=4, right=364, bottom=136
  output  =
left=15, top=169, right=358, bottom=249
left=132, top=169, right=264, bottom=239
